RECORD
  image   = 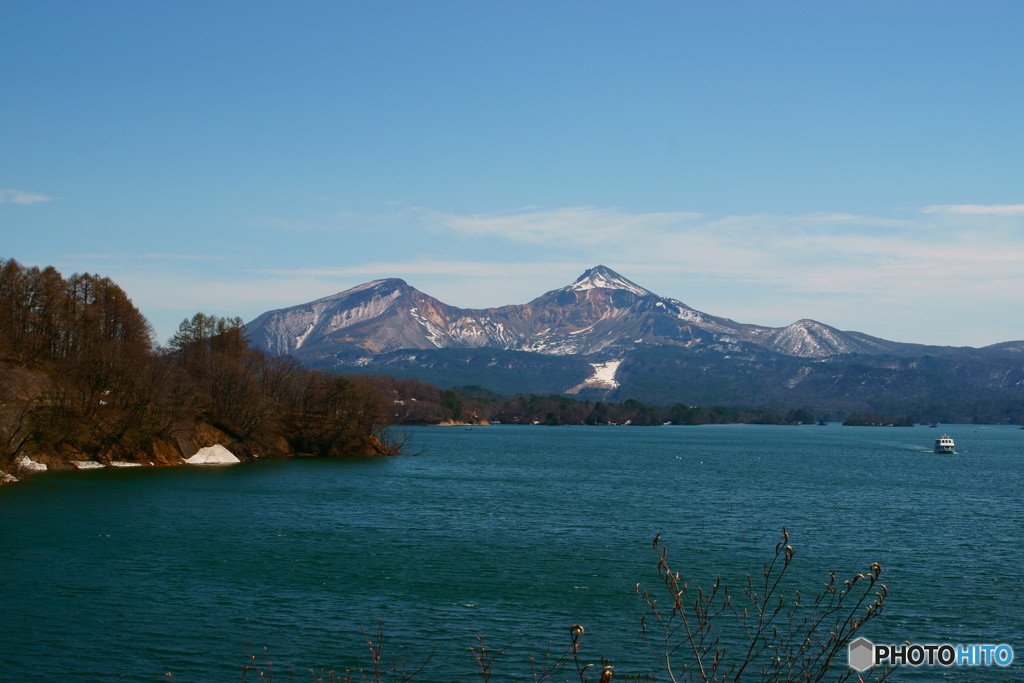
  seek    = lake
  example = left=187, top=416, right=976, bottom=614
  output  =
left=0, top=423, right=1021, bottom=681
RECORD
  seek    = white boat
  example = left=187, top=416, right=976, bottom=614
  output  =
left=934, top=435, right=955, bottom=454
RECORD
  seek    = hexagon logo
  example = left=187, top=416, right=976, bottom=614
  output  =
left=848, top=637, right=875, bottom=672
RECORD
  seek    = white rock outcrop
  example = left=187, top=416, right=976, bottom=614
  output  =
left=185, top=444, right=240, bottom=465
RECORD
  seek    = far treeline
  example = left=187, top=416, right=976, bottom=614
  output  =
left=357, top=376, right=827, bottom=426
left=0, top=258, right=399, bottom=473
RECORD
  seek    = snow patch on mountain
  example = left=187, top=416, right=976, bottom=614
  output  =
left=591, top=359, right=621, bottom=387
left=569, top=322, right=598, bottom=335
left=567, top=265, right=650, bottom=296
left=449, top=317, right=521, bottom=348
left=338, top=278, right=402, bottom=296
left=566, top=359, right=622, bottom=394
left=408, top=307, right=446, bottom=348
left=522, top=336, right=584, bottom=355
left=294, top=322, right=316, bottom=350
left=786, top=366, right=813, bottom=388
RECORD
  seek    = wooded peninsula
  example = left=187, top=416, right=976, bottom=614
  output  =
left=0, top=259, right=400, bottom=479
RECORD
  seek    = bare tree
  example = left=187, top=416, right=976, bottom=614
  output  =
left=0, top=363, right=39, bottom=468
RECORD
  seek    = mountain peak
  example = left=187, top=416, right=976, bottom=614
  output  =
left=567, top=265, right=651, bottom=296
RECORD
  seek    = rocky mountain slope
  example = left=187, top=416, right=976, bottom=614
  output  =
left=247, top=265, right=910, bottom=362
left=246, top=266, right=1024, bottom=422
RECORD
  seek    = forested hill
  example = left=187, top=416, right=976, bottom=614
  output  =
left=0, top=258, right=399, bottom=482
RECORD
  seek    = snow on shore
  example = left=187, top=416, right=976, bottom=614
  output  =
left=15, top=455, right=48, bottom=472
left=185, top=445, right=240, bottom=465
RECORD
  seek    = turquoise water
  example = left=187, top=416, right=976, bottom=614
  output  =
left=0, top=424, right=1021, bottom=680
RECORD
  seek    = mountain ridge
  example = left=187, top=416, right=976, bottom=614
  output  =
left=245, top=266, right=1024, bottom=422
left=247, top=264, right=947, bottom=363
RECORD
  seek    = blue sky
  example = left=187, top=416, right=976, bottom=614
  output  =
left=2, top=1, right=1022, bottom=348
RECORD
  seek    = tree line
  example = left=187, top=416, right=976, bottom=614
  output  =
left=0, top=258, right=397, bottom=473
left=357, top=374, right=821, bottom=427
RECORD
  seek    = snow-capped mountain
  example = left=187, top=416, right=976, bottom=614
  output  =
left=246, top=265, right=907, bottom=363
left=245, top=265, right=1024, bottom=419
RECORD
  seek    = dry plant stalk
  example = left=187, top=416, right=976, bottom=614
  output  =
left=351, top=622, right=434, bottom=683
left=635, top=528, right=891, bottom=682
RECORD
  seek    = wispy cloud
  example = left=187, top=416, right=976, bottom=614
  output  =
left=63, top=252, right=225, bottom=262
left=249, top=259, right=591, bottom=309
left=254, top=259, right=580, bottom=280
left=0, top=188, right=53, bottom=204
left=423, top=206, right=704, bottom=245
left=411, top=205, right=954, bottom=283
left=922, top=204, right=1024, bottom=216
